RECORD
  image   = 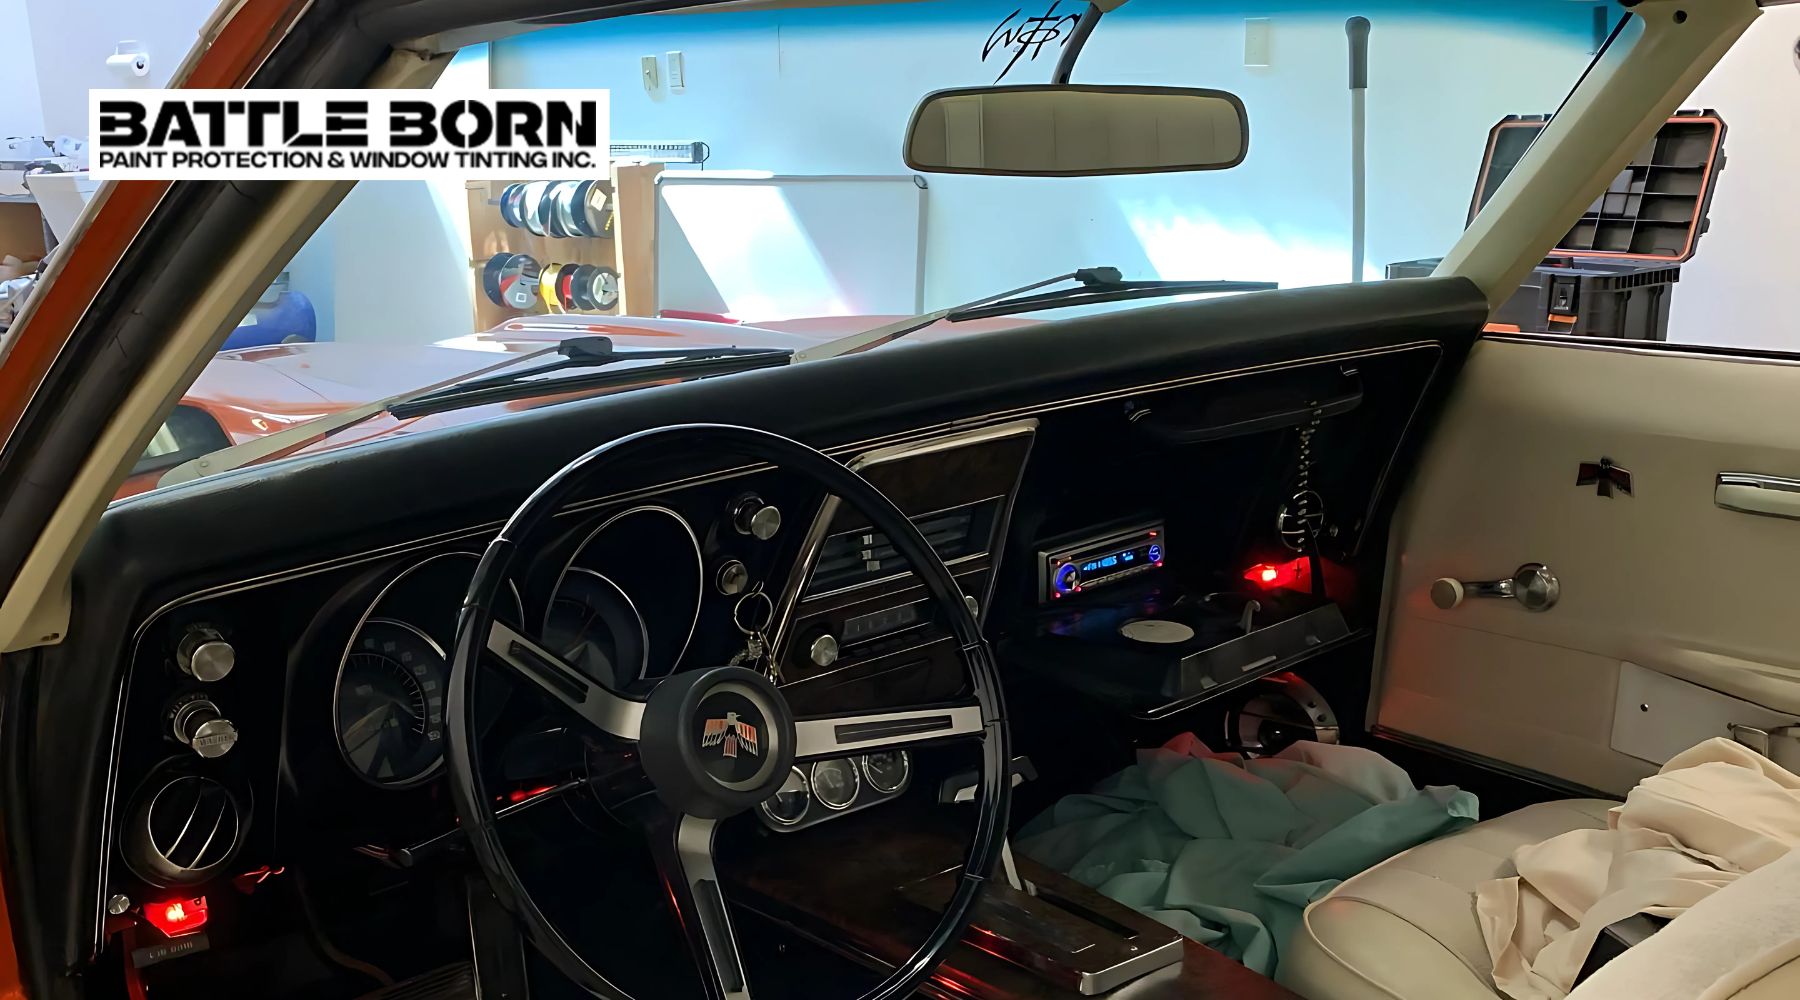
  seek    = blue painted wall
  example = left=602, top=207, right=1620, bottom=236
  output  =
left=496, top=1, right=1601, bottom=312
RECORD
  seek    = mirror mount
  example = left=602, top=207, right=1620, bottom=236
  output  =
left=1050, top=2, right=1103, bottom=84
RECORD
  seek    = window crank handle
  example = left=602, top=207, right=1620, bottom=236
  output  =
left=1431, top=563, right=1559, bottom=612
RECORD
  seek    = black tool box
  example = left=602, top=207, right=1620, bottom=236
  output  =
left=1389, top=110, right=1726, bottom=340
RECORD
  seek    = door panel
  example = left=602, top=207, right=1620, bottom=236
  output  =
left=1375, top=338, right=1800, bottom=795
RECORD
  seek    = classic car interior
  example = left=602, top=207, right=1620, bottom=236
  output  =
left=3, top=1, right=1799, bottom=1000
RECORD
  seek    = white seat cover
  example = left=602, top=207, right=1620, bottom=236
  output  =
left=1277, top=799, right=1616, bottom=1000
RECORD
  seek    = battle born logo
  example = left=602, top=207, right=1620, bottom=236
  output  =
left=983, top=2, right=1086, bottom=83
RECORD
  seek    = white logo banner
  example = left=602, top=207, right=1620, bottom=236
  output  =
left=89, top=89, right=610, bottom=180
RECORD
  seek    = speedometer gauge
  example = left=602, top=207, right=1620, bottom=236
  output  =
left=334, top=618, right=449, bottom=788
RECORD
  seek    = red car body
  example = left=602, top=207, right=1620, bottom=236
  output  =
left=116, top=312, right=1033, bottom=500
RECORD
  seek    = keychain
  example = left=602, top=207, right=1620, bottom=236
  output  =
left=728, top=585, right=777, bottom=679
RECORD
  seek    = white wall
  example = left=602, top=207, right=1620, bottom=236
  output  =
left=1667, top=5, right=1800, bottom=351
left=22, top=0, right=218, bottom=141
left=282, top=46, right=489, bottom=345
left=493, top=0, right=1597, bottom=309
left=0, top=0, right=46, bottom=142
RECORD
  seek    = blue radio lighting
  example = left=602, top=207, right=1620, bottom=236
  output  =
left=1148, top=544, right=1164, bottom=563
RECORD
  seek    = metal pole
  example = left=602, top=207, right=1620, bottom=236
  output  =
left=1347, top=16, right=1371, bottom=283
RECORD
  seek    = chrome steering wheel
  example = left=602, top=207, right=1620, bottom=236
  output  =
left=445, top=423, right=1012, bottom=1000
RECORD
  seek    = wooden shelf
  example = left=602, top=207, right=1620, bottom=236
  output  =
left=465, top=162, right=661, bottom=331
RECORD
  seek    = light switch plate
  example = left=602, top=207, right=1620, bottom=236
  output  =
left=1244, top=18, right=1271, bottom=68
left=667, top=50, right=686, bottom=93
left=641, top=54, right=660, bottom=93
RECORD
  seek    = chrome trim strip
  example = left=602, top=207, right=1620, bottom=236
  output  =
left=1079, top=936, right=1186, bottom=995
left=1483, top=333, right=1800, bottom=369
left=792, top=704, right=983, bottom=759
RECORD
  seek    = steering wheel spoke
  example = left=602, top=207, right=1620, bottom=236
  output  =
left=651, top=814, right=754, bottom=1000
left=792, top=703, right=986, bottom=761
left=485, top=619, right=645, bottom=741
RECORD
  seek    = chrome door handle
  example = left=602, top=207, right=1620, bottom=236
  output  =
left=1431, top=563, right=1560, bottom=612
left=1717, top=473, right=1800, bottom=522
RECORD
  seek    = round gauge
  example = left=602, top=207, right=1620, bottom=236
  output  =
left=334, top=618, right=449, bottom=788
left=861, top=751, right=912, bottom=795
left=542, top=568, right=650, bottom=690
left=760, top=767, right=810, bottom=827
left=810, top=758, right=860, bottom=811
left=553, top=507, right=702, bottom=680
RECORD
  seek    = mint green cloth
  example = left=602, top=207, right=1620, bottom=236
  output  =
left=1018, top=738, right=1479, bottom=977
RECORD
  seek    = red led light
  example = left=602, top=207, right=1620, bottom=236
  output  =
left=1244, top=558, right=1310, bottom=592
left=507, top=784, right=558, bottom=804
left=143, top=896, right=208, bottom=938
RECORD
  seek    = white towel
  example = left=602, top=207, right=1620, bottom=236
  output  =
left=1477, top=737, right=1800, bottom=1000
left=1568, top=849, right=1800, bottom=1000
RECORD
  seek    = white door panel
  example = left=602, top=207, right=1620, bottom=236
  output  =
left=1376, top=339, right=1800, bottom=794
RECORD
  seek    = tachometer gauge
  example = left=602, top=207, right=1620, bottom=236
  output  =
left=809, top=758, right=860, bottom=811
left=542, top=569, right=649, bottom=690
left=759, top=768, right=810, bottom=827
left=334, top=618, right=449, bottom=788
left=861, top=751, right=911, bottom=795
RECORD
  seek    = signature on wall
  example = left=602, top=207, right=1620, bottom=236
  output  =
left=983, top=2, right=1085, bottom=83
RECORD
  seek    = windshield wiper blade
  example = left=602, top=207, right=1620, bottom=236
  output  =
left=386, top=346, right=791, bottom=419
left=157, top=337, right=790, bottom=489
left=388, top=337, right=789, bottom=417
left=947, top=275, right=1277, bottom=323
left=793, top=267, right=1276, bottom=363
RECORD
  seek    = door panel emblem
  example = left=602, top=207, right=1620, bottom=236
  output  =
left=1577, top=458, right=1632, bottom=498
left=701, top=712, right=760, bottom=759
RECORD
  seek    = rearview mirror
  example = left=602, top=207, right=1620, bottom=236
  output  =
left=903, top=85, right=1248, bottom=177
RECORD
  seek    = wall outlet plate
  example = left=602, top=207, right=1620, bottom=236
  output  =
left=1244, top=18, right=1272, bottom=68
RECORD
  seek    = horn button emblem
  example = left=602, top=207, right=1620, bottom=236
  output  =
left=696, top=696, right=765, bottom=784
left=638, top=666, right=796, bottom=819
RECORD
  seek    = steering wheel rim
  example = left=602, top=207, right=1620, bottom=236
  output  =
left=446, top=423, right=1012, bottom=1000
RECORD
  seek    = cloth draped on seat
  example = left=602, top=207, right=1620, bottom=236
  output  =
left=1478, top=736, right=1800, bottom=1000
left=1018, top=736, right=1478, bottom=977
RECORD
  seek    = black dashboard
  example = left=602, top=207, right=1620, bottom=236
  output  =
left=6, top=277, right=1489, bottom=1000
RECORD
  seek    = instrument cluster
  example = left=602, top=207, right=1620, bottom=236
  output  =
left=757, top=751, right=914, bottom=832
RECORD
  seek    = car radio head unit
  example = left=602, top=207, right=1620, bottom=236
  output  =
left=1037, top=521, right=1165, bottom=603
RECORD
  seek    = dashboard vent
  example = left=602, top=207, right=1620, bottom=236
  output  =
left=804, top=499, right=999, bottom=597
left=124, top=774, right=243, bottom=885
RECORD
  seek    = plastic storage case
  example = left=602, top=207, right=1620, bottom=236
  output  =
left=1389, top=110, right=1726, bottom=340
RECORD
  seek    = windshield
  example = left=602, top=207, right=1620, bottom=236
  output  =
left=114, top=0, right=1605, bottom=501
